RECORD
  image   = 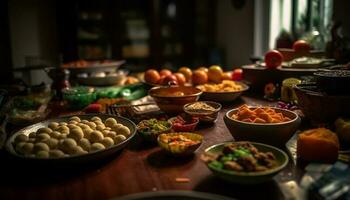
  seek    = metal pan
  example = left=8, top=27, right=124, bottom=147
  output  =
left=5, top=114, right=136, bottom=165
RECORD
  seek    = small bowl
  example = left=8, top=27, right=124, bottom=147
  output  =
left=157, top=132, right=203, bottom=156
left=198, top=82, right=249, bottom=102
left=184, top=101, right=222, bottom=123
left=62, top=87, right=96, bottom=110
left=168, top=116, right=199, bottom=132
left=203, top=141, right=289, bottom=184
left=149, top=86, right=202, bottom=114
left=224, top=106, right=300, bottom=147
left=137, top=119, right=172, bottom=143
left=314, top=70, right=350, bottom=95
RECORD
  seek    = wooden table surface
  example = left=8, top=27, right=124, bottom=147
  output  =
left=0, top=96, right=303, bottom=200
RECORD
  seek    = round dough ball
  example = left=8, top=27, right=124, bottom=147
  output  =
left=49, top=131, right=61, bottom=139
left=101, top=137, right=114, bottom=148
left=111, top=123, right=123, bottom=132
left=79, top=124, right=90, bottom=130
left=49, top=149, right=65, bottom=158
left=90, top=143, right=105, bottom=152
left=57, top=126, right=70, bottom=134
left=33, top=142, right=50, bottom=153
left=44, top=138, right=59, bottom=149
left=71, top=146, right=87, bottom=155
left=86, top=122, right=97, bottom=129
left=91, top=116, right=102, bottom=122
left=58, top=133, right=67, bottom=140
left=89, top=130, right=104, bottom=143
left=15, top=142, right=26, bottom=154
left=68, top=128, right=84, bottom=141
left=69, top=116, right=81, bottom=122
left=59, top=122, right=68, bottom=126
left=28, top=132, right=36, bottom=138
left=37, top=127, right=52, bottom=134
left=113, top=135, right=126, bottom=144
left=82, top=128, right=93, bottom=138
left=36, top=133, right=51, bottom=142
left=78, top=138, right=91, bottom=151
left=15, top=134, right=28, bottom=143
left=102, top=130, right=110, bottom=136
left=81, top=119, right=89, bottom=124
left=68, top=120, right=78, bottom=125
left=105, top=118, right=117, bottom=127
left=36, top=150, right=49, bottom=158
left=48, top=122, right=60, bottom=130
left=67, top=124, right=79, bottom=130
left=104, top=127, right=111, bottom=131
left=22, top=143, right=34, bottom=155
left=59, top=138, right=77, bottom=154
left=115, top=125, right=130, bottom=136
left=96, top=125, right=105, bottom=131
left=106, top=131, right=117, bottom=138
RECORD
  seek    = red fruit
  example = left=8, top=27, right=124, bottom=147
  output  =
left=264, top=50, right=283, bottom=69
left=174, top=73, right=186, bottom=85
left=231, top=69, right=243, bottom=81
left=159, top=69, right=172, bottom=77
left=163, top=74, right=178, bottom=85
left=293, top=40, right=311, bottom=53
left=192, top=70, right=208, bottom=85
left=144, top=69, right=160, bottom=84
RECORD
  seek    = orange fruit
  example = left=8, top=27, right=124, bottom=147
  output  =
left=196, top=66, right=208, bottom=73
left=144, top=69, right=160, bottom=84
left=178, top=67, right=192, bottom=82
left=174, top=73, right=186, bottom=85
left=160, top=69, right=172, bottom=77
left=192, top=70, right=208, bottom=85
left=208, top=65, right=223, bottom=83
left=222, top=72, right=232, bottom=80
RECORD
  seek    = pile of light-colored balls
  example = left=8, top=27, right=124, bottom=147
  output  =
left=12, top=116, right=131, bottom=158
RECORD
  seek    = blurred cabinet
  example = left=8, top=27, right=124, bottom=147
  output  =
left=57, top=0, right=216, bottom=71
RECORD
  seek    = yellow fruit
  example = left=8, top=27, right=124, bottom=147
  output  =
left=208, top=65, right=223, bottom=83
left=178, top=67, right=192, bottom=82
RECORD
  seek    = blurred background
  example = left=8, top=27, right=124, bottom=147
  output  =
left=0, top=0, right=350, bottom=86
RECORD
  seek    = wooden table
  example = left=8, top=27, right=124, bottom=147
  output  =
left=0, top=96, right=303, bottom=200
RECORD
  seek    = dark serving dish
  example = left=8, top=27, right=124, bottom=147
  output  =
left=314, top=70, right=350, bottom=95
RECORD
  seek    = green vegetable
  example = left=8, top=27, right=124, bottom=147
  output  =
left=209, top=160, right=224, bottom=169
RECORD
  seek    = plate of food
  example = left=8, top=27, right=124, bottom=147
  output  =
left=158, top=132, right=203, bottom=156
left=201, top=141, right=289, bottom=184
left=6, top=114, right=136, bottom=165
left=136, top=118, right=172, bottom=143
left=77, top=69, right=129, bottom=86
left=196, top=80, right=249, bottom=102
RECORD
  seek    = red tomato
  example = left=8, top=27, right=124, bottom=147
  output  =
left=144, top=69, right=160, bottom=84
left=173, top=73, right=186, bottom=85
left=264, top=50, right=283, bottom=69
left=293, top=40, right=311, bottom=53
left=160, top=69, right=172, bottom=77
left=231, top=69, right=243, bottom=81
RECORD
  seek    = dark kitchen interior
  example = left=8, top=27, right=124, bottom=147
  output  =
left=1, top=0, right=350, bottom=200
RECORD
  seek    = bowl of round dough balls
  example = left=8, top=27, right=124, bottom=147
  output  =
left=6, top=114, right=136, bottom=163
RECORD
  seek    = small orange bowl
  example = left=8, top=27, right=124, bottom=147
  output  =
left=149, top=86, right=202, bottom=114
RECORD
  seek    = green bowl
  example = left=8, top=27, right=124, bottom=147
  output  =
left=203, top=141, right=289, bottom=184
left=62, top=87, right=96, bottom=110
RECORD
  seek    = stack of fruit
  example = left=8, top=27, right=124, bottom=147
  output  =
left=144, top=66, right=243, bottom=86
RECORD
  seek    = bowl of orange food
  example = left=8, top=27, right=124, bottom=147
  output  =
left=197, top=80, right=249, bottom=102
left=157, top=132, right=203, bottom=156
left=149, top=86, right=202, bottom=114
left=224, top=104, right=300, bottom=147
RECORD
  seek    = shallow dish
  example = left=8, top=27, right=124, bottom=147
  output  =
left=5, top=114, right=136, bottom=165
left=77, top=70, right=128, bottom=86
left=203, top=141, right=288, bottom=184
left=137, top=119, right=172, bottom=143
left=184, top=101, right=222, bottom=123
left=224, top=106, right=300, bottom=147
left=149, top=86, right=202, bottom=114
left=168, top=116, right=199, bottom=132
left=157, top=132, right=203, bottom=156
left=198, top=82, right=249, bottom=102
